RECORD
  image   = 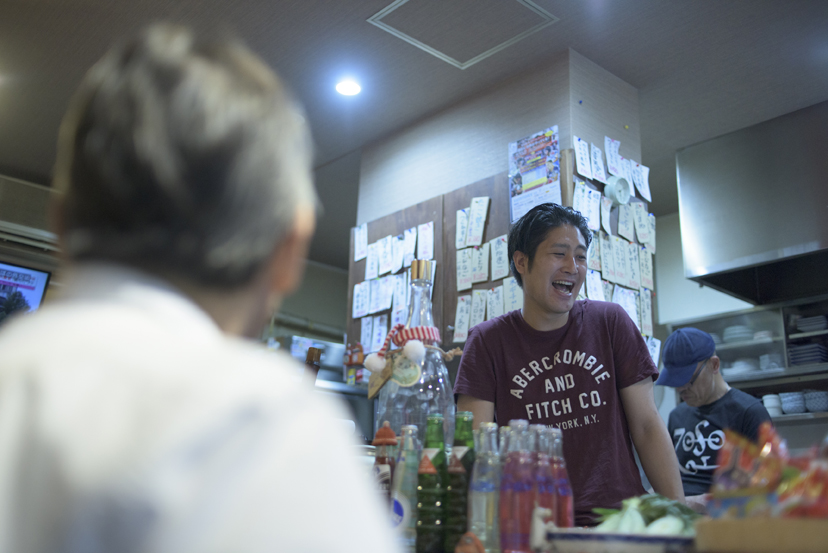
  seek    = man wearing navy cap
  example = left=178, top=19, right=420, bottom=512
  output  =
left=658, top=327, right=771, bottom=508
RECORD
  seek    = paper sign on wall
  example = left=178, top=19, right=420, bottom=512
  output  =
left=619, top=157, right=635, bottom=197
left=639, top=248, right=654, bottom=290
left=647, top=214, right=657, bottom=254
left=487, top=286, right=505, bottom=320
left=602, top=280, right=614, bottom=304
left=453, top=295, right=471, bottom=343
left=503, top=276, right=523, bottom=312
left=457, top=248, right=473, bottom=291
left=365, top=243, right=379, bottom=281
left=491, top=235, right=509, bottom=280
left=352, top=281, right=370, bottom=319
left=611, top=235, right=628, bottom=284
left=370, top=314, right=388, bottom=353
left=617, top=204, right=635, bottom=242
left=466, top=197, right=490, bottom=247
left=393, top=273, right=408, bottom=312
left=586, top=269, right=605, bottom=301
left=379, top=275, right=395, bottom=311
left=633, top=203, right=651, bottom=244
left=471, top=243, right=490, bottom=283
left=604, top=136, right=622, bottom=177
left=354, top=223, right=368, bottom=262
left=640, top=288, right=654, bottom=336
left=403, top=227, right=417, bottom=267
left=637, top=164, right=652, bottom=202
left=456, top=209, right=469, bottom=250
left=391, top=305, right=407, bottom=327
left=573, top=180, right=588, bottom=217
left=573, top=136, right=593, bottom=180
left=469, top=290, right=487, bottom=330
left=360, top=316, right=373, bottom=350
left=600, top=232, right=616, bottom=283
left=391, top=234, right=405, bottom=274
left=586, top=188, right=601, bottom=231
left=417, top=222, right=434, bottom=260
left=368, top=278, right=382, bottom=314
left=627, top=241, right=641, bottom=290
left=646, top=336, right=662, bottom=366
left=601, top=196, right=613, bottom=235
left=588, top=230, right=601, bottom=271
left=378, top=235, right=393, bottom=275
left=612, top=286, right=639, bottom=330
left=591, top=143, right=608, bottom=184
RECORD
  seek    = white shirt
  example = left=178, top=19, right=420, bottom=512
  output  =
left=0, top=264, right=399, bottom=553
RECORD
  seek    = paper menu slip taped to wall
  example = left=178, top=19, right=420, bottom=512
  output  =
left=393, top=273, right=408, bottom=312
left=465, top=197, right=490, bottom=247
left=377, top=235, right=393, bottom=275
left=590, top=142, right=608, bottom=184
left=617, top=204, right=634, bottom=242
left=471, top=243, right=490, bottom=283
left=354, top=223, right=368, bottom=262
left=572, top=180, right=587, bottom=218
left=627, top=241, right=641, bottom=290
left=586, top=269, right=605, bottom=301
left=646, top=336, right=662, bottom=365
left=392, top=305, right=407, bottom=327
left=365, top=243, right=378, bottom=280
left=637, top=164, right=652, bottom=202
left=586, top=188, right=601, bottom=231
left=368, top=278, right=382, bottom=314
left=487, top=286, right=505, bottom=320
left=391, top=235, right=405, bottom=274
left=417, top=222, right=434, bottom=260
left=602, top=280, right=614, bottom=304
left=469, top=290, right=487, bottom=330
left=352, top=281, right=370, bottom=318
left=619, top=158, right=635, bottom=197
left=403, top=227, right=417, bottom=267
left=360, top=316, right=373, bottom=350
left=573, top=136, right=593, bottom=180
left=382, top=275, right=395, bottom=311
left=647, top=214, right=656, bottom=254
left=632, top=202, right=651, bottom=244
left=370, top=314, right=388, bottom=353
left=640, top=288, right=653, bottom=336
left=604, top=136, right=622, bottom=177
left=600, top=232, right=616, bottom=283
left=456, top=248, right=473, bottom=291
left=455, top=209, right=469, bottom=250
left=587, top=230, right=601, bottom=271
left=601, top=196, right=613, bottom=235
left=611, top=235, right=628, bottom=284
left=453, top=295, right=471, bottom=343
left=503, top=276, right=523, bottom=312
left=612, top=286, right=639, bottom=330
left=639, top=248, right=654, bottom=289
left=491, top=235, right=509, bottom=280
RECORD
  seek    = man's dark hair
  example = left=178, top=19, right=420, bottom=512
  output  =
left=53, top=24, right=316, bottom=289
left=508, top=203, right=592, bottom=287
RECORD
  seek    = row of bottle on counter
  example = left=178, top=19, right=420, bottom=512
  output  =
left=371, top=412, right=574, bottom=553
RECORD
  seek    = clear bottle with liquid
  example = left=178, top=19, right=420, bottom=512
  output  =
left=550, top=428, right=574, bottom=528
left=499, top=420, right=534, bottom=553
left=530, top=425, right=557, bottom=525
left=468, top=422, right=500, bottom=553
left=391, top=425, right=420, bottom=550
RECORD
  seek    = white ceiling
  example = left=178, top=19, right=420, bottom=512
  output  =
left=1, top=0, right=827, bottom=269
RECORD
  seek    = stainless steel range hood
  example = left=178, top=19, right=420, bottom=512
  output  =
left=676, top=100, right=828, bottom=305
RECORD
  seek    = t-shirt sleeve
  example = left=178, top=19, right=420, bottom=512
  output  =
left=742, top=401, right=773, bottom=442
left=453, top=324, right=497, bottom=403
left=607, top=303, right=659, bottom=389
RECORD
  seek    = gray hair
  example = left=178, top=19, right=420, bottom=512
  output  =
left=54, top=24, right=316, bottom=288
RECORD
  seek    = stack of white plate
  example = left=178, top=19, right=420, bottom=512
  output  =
left=723, top=325, right=753, bottom=343
left=753, top=330, right=774, bottom=341
left=796, top=315, right=828, bottom=333
left=788, top=343, right=828, bottom=366
left=759, top=352, right=783, bottom=370
left=762, top=394, right=782, bottom=417
left=804, top=390, right=828, bottom=412
left=721, top=358, right=759, bottom=379
left=779, top=391, right=806, bottom=414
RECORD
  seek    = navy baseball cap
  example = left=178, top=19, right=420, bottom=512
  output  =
left=655, top=328, right=716, bottom=387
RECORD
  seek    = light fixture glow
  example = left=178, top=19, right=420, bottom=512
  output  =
left=336, top=80, right=361, bottom=96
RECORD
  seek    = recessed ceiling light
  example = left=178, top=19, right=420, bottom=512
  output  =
left=336, top=80, right=361, bottom=96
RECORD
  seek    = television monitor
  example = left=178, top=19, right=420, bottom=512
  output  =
left=0, top=261, right=51, bottom=324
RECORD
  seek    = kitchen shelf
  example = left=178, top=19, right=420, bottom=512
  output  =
left=315, top=380, right=369, bottom=396
left=771, top=412, right=828, bottom=425
left=788, top=329, right=828, bottom=340
left=715, top=336, right=783, bottom=352
left=726, top=363, right=828, bottom=383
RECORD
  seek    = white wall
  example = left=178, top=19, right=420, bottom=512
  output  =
left=655, top=213, right=751, bottom=324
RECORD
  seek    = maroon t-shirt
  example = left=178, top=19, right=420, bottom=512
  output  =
left=454, top=300, right=658, bottom=525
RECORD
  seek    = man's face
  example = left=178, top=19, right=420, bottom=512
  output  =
left=515, top=224, right=587, bottom=317
left=678, top=357, right=718, bottom=407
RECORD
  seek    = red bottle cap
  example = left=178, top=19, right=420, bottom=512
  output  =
left=372, top=421, right=397, bottom=446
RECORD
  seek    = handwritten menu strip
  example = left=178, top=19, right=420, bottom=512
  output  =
left=403, top=227, right=417, bottom=267
left=601, top=196, right=613, bottom=235
left=586, top=188, right=601, bottom=231
left=455, top=209, right=469, bottom=250
left=491, top=235, right=509, bottom=280
left=417, top=222, right=434, bottom=260
left=504, top=276, right=523, bottom=312
left=378, top=235, right=393, bottom=275
left=640, top=248, right=654, bottom=290
left=646, top=336, right=661, bottom=367
left=611, top=235, right=628, bottom=284
left=573, top=180, right=587, bottom=220
left=602, top=280, right=614, bottom=304
left=591, top=142, right=608, bottom=184
left=612, top=286, right=639, bottom=330
left=471, top=243, right=490, bottom=283
left=586, top=269, right=605, bottom=301
left=360, top=316, right=373, bottom=350
left=640, top=288, right=654, bottom=336
left=466, top=197, right=490, bottom=246
left=368, top=278, right=382, bottom=314
left=354, top=223, right=368, bottom=262
left=619, top=158, right=633, bottom=192
left=453, top=295, right=472, bottom=343
left=633, top=203, right=651, bottom=244
left=647, top=214, right=657, bottom=254
left=393, top=273, right=408, bottom=311
left=352, top=281, right=370, bottom=318
left=588, top=230, right=601, bottom=271
left=365, top=243, right=379, bottom=281
left=392, top=305, right=407, bottom=327
left=457, top=248, right=473, bottom=291
left=469, top=290, right=487, bottom=330
left=370, top=314, right=388, bottom=353
left=627, top=241, right=641, bottom=290
left=487, top=286, right=505, bottom=320
left=573, top=136, right=593, bottom=180
left=600, top=232, right=616, bottom=283
left=637, top=164, right=652, bottom=202
left=604, top=136, right=621, bottom=177
left=617, top=204, right=635, bottom=242
left=380, top=275, right=395, bottom=311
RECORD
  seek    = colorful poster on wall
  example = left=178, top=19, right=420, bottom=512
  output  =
left=508, top=125, right=561, bottom=222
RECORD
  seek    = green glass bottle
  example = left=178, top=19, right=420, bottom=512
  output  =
left=444, top=411, right=475, bottom=552
left=416, top=414, right=447, bottom=553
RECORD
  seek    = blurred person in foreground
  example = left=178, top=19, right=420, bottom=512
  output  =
left=657, top=327, right=771, bottom=512
left=0, top=24, right=398, bottom=553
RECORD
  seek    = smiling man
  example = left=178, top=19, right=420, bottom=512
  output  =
left=454, top=202, right=683, bottom=525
